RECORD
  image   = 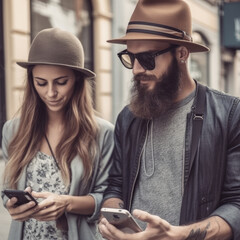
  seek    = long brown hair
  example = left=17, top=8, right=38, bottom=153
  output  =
left=3, top=67, right=98, bottom=189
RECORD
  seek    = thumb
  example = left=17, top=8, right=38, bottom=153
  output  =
left=133, top=209, right=159, bottom=225
left=133, top=209, right=151, bottom=221
left=32, top=191, right=49, bottom=199
left=24, top=186, right=32, bottom=193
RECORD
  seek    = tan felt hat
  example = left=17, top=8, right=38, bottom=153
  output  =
left=108, top=0, right=209, bottom=53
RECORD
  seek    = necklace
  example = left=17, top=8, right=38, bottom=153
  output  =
left=44, top=134, right=60, bottom=169
left=142, top=119, right=155, bottom=177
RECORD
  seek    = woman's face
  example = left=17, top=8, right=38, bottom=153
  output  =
left=32, top=65, right=76, bottom=114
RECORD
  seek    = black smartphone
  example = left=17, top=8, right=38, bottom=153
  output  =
left=2, top=189, right=38, bottom=206
left=101, top=208, right=142, bottom=233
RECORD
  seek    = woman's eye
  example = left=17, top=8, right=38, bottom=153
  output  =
left=57, top=80, right=68, bottom=85
left=36, top=82, right=47, bottom=86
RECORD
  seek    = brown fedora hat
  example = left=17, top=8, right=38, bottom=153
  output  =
left=17, top=28, right=95, bottom=78
left=108, top=0, right=209, bottom=53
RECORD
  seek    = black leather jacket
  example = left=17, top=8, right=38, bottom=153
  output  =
left=104, top=82, right=240, bottom=239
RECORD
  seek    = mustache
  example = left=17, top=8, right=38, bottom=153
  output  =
left=133, top=74, right=158, bottom=82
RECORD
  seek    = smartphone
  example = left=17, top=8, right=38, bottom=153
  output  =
left=101, top=208, right=142, bottom=233
left=2, top=189, right=38, bottom=206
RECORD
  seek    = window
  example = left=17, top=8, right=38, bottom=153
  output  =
left=30, top=0, right=93, bottom=71
left=190, top=31, right=210, bottom=85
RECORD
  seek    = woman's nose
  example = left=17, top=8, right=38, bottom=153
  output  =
left=47, top=84, right=57, bottom=97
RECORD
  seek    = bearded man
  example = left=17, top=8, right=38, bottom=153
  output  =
left=99, top=0, right=240, bottom=240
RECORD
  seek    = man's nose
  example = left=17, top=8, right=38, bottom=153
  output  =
left=132, top=58, right=146, bottom=75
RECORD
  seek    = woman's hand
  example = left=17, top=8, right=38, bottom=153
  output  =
left=31, top=191, right=68, bottom=221
left=5, top=187, right=38, bottom=221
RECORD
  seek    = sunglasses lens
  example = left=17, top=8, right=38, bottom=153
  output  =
left=118, top=49, right=162, bottom=70
left=137, top=53, right=155, bottom=70
left=118, top=46, right=176, bottom=70
left=119, top=53, right=134, bottom=69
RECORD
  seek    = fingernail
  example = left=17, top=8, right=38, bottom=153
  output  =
left=29, top=201, right=36, bottom=206
left=102, top=219, right=107, bottom=225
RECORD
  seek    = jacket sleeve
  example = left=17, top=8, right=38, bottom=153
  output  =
left=103, top=111, right=125, bottom=202
left=1, top=118, right=19, bottom=161
left=211, top=98, right=240, bottom=240
left=87, top=119, right=115, bottom=222
left=1, top=121, right=10, bottom=206
left=1, top=119, right=20, bottom=206
left=2, top=120, right=10, bottom=161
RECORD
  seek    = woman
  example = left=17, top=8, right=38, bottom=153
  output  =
left=1, top=28, right=114, bottom=240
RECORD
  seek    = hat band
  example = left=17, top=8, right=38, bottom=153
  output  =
left=127, top=21, right=192, bottom=42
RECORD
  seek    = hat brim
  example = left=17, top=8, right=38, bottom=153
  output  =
left=16, top=61, right=96, bottom=78
left=107, top=33, right=210, bottom=53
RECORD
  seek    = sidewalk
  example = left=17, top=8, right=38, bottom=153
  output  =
left=0, top=149, right=11, bottom=240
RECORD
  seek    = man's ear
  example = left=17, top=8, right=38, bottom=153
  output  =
left=176, top=46, right=189, bottom=64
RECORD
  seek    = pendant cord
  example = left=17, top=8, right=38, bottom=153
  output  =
left=143, top=119, right=155, bottom=177
left=44, top=134, right=60, bottom=169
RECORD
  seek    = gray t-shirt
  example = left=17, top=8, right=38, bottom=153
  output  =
left=131, top=91, right=195, bottom=230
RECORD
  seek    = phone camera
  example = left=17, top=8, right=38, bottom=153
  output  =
left=113, top=214, right=120, bottom=219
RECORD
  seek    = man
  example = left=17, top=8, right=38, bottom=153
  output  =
left=99, top=0, right=240, bottom=239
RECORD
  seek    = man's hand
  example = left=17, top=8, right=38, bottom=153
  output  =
left=99, top=209, right=183, bottom=240
left=99, top=209, right=232, bottom=240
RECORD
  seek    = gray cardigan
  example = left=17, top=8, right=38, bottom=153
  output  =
left=1, top=117, right=114, bottom=240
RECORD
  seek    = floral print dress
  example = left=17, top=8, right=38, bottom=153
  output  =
left=23, top=151, right=69, bottom=240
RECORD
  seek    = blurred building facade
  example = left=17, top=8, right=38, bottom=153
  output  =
left=0, top=0, right=240, bottom=142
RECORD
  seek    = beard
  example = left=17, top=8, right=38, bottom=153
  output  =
left=129, top=56, right=181, bottom=119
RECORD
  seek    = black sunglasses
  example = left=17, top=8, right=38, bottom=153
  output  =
left=117, top=45, right=177, bottom=70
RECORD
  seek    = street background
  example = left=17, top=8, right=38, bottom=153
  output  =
left=1, top=0, right=240, bottom=239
